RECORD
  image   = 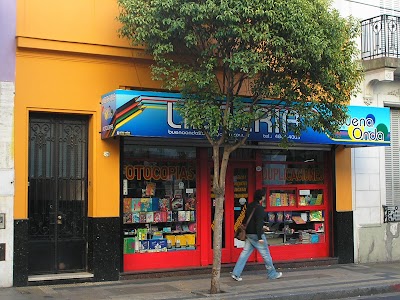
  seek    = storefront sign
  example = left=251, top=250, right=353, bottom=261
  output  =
left=125, top=164, right=195, bottom=181
left=101, top=90, right=390, bottom=146
left=263, top=167, right=324, bottom=184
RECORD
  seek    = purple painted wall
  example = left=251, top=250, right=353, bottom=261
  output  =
left=0, top=0, right=16, bottom=81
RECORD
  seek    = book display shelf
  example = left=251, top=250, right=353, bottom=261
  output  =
left=121, top=172, right=200, bottom=272
left=121, top=149, right=199, bottom=271
left=265, top=186, right=326, bottom=246
left=123, top=196, right=197, bottom=254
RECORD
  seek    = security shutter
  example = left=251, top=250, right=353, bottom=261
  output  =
left=385, top=108, right=400, bottom=206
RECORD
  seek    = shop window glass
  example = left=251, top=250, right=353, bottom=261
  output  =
left=122, top=146, right=197, bottom=254
left=262, top=149, right=327, bottom=246
left=125, top=145, right=196, bottom=160
left=262, top=149, right=325, bottom=185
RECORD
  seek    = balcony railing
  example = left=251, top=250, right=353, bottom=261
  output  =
left=361, top=14, right=400, bottom=60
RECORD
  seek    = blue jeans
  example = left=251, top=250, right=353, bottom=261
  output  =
left=232, top=233, right=279, bottom=279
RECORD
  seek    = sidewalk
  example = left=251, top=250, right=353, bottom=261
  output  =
left=2, top=261, right=400, bottom=300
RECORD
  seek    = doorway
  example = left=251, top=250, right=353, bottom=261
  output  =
left=28, top=113, right=89, bottom=275
left=209, top=162, right=256, bottom=264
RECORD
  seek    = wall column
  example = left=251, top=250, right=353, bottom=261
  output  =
left=0, top=82, right=15, bottom=287
left=334, top=146, right=354, bottom=264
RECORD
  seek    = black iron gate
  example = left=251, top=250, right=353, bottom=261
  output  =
left=28, top=113, right=88, bottom=275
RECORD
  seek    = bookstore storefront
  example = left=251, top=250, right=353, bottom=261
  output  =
left=121, top=144, right=201, bottom=271
left=101, top=89, right=391, bottom=272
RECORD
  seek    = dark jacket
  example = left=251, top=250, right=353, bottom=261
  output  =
left=244, top=200, right=265, bottom=240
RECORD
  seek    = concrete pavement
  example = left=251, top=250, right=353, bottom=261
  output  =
left=2, top=261, right=400, bottom=300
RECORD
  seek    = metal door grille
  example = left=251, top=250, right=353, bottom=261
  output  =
left=28, top=113, right=88, bottom=274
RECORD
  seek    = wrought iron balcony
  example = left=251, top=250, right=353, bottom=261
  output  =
left=361, top=15, right=400, bottom=60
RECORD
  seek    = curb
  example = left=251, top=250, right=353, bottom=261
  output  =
left=248, top=282, right=400, bottom=300
left=190, top=282, right=400, bottom=300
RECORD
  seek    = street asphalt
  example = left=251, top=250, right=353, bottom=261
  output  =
left=2, top=261, right=400, bottom=300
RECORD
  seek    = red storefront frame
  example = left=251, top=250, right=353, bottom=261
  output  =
left=122, top=147, right=332, bottom=272
left=207, top=162, right=257, bottom=265
left=263, top=185, right=330, bottom=261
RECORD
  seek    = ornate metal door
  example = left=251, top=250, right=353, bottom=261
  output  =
left=28, top=113, right=88, bottom=275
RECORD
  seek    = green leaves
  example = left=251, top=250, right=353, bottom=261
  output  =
left=118, top=0, right=363, bottom=144
left=117, top=2, right=363, bottom=292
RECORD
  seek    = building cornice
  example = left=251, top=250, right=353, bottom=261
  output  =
left=16, top=36, right=152, bottom=60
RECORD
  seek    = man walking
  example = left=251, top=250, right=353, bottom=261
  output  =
left=231, top=189, right=282, bottom=281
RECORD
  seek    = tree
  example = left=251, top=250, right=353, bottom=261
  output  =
left=118, top=0, right=363, bottom=294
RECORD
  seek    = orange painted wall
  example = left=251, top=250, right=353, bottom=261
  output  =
left=15, top=0, right=354, bottom=220
left=335, top=146, right=353, bottom=212
left=14, top=52, right=156, bottom=219
left=15, top=0, right=159, bottom=219
left=17, top=0, right=127, bottom=48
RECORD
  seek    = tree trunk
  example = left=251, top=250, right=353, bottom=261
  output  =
left=210, top=146, right=230, bottom=294
left=210, top=193, right=224, bottom=294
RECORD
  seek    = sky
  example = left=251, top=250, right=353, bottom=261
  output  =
left=333, top=0, right=400, bottom=19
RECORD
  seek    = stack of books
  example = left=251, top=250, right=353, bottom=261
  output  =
left=300, top=231, right=311, bottom=244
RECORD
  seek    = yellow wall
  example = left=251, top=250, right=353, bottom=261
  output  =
left=335, top=146, right=353, bottom=212
left=15, top=0, right=160, bottom=219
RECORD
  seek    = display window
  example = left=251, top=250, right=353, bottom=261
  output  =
left=119, top=145, right=332, bottom=271
left=122, top=145, right=197, bottom=258
left=262, top=149, right=329, bottom=250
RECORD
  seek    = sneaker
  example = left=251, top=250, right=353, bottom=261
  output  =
left=231, top=273, right=243, bottom=281
left=270, top=272, right=282, bottom=280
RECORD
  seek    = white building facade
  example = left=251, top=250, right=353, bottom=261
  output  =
left=0, top=0, right=16, bottom=288
left=335, top=0, right=400, bottom=263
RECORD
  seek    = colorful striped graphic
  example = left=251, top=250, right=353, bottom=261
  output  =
left=103, top=96, right=145, bottom=138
